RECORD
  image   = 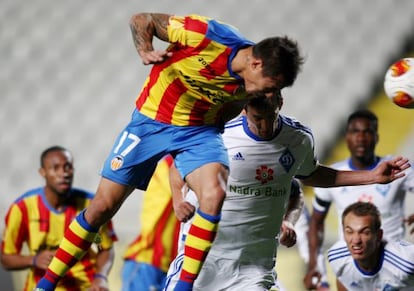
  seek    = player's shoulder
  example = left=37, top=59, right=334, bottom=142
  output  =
left=169, top=14, right=252, bottom=47
left=386, top=240, right=414, bottom=255
left=184, top=14, right=212, bottom=23
left=327, top=240, right=352, bottom=273
left=279, top=115, right=314, bottom=143
left=328, top=240, right=348, bottom=252
left=223, top=116, right=244, bottom=137
left=168, top=14, right=210, bottom=45
left=384, top=240, right=414, bottom=275
left=224, top=115, right=244, bottom=129
left=13, top=187, right=44, bottom=203
left=189, top=14, right=252, bottom=45
left=327, top=240, right=350, bottom=262
left=279, top=115, right=312, bottom=133
left=170, top=14, right=210, bottom=31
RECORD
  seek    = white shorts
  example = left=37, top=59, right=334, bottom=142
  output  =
left=164, top=252, right=280, bottom=291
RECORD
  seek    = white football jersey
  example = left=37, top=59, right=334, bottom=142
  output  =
left=313, top=157, right=414, bottom=240
left=164, top=114, right=318, bottom=291
left=209, top=114, right=317, bottom=263
left=328, top=240, right=414, bottom=290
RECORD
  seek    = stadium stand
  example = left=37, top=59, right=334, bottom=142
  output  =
left=1, top=0, right=414, bottom=289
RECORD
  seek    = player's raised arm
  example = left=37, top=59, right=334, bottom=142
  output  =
left=129, top=13, right=173, bottom=65
left=302, top=156, right=410, bottom=187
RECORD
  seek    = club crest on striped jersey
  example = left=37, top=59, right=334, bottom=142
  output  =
left=110, top=156, right=124, bottom=171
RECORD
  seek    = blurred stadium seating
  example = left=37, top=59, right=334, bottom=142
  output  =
left=1, top=0, right=414, bottom=289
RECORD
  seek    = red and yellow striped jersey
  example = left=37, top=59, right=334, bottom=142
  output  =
left=123, top=155, right=180, bottom=272
left=136, top=14, right=253, bottom=126
left=1, top=188, right=117, bottom=291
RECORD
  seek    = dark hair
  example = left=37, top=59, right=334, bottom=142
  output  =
left=252, top=36, right=304, bottom=88
left=40, top=145, right=69, bottom=167
left=347, top=109, right=378, bottom=131
left=342, top=202, right=382, bottom=231
left=245, top=90, right=282, bottom=112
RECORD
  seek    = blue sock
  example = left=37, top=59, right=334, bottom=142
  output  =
left=174, top=280, right=193, bottom=291
left=35, top=277, right=56, bottom=291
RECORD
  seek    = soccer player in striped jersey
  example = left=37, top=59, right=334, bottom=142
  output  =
left=327, top=202, right=414, bottom=290
left=35, top=12, right=305, bottom=291
left=0, top=146, right=117, bottom=291
left=121, top=155, right=181, bottom=291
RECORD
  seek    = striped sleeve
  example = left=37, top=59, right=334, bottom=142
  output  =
left=168, top=15, right=209, bottom=47
left=384, top=241, right=414, bottom=276
left=1, top=201, right=28, bottom=254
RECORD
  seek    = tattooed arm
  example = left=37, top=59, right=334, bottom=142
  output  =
left=129, top=13, right=173, bottom=65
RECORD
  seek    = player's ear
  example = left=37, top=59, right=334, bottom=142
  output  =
left=377, top=228, right=383, bottom=242
left=251, top=57, right=263, bottom=70
left=39, top=167, right=46, bottom=178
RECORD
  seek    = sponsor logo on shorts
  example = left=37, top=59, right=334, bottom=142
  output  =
left=110, top=156, right=124, bottom=171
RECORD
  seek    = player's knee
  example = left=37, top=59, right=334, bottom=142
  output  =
left=85, top=197, right=117, bottom=227
left=199, top=185, right=226, bottom=214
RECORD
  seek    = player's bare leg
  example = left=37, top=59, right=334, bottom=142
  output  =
left=173, top=162, right=228, bottom=290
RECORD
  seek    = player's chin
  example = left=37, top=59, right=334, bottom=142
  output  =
left=350, top=250, right=365, bottom=259
left=56, top=184, right=71, bottom=194
left=259, top=132, right=273, bottom=139
left=243, top=84, right=261, bottom=95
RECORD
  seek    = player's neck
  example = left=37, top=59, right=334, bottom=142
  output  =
left=349, top=155, right=379, bottom=170
left=355, top=241, right=384, bottom=273
left=44, top=187, right=70, bottom=210
left=231, top=47, right=252, bottom=76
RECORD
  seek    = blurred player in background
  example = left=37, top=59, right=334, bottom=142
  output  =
left=36, top=12, right=305, bottom=291
left=294, top=205, right=330, bottom=290
left=304, top=109, right=414, bottom=289
left=122, top=155, right=180, bottom=291
left=328, top=202, right=414, bottom=290
left=0, top=146, right=117, bottom=291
